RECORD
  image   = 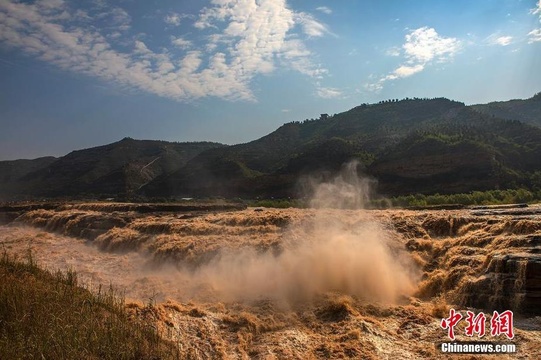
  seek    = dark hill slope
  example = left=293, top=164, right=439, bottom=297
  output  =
left=142, top=98, right=541, bottom=198
left=470, top=92, right=541, bottom=127
left=0, top=157, right=57, bottom=183
left=371, top=108, right=541, bottom=195
left=0, top=157, right=57, bottom=199
left=3, top=94, right=541, bottom=201
left=0, top=138, right=225, bottom=200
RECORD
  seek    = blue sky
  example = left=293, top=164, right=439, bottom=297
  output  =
left=0, top=0, right=540, bottom=160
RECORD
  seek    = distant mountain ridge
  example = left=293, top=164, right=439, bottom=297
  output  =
left=0, top=138, right=225, bottom=200
left=471, top=92, right=541, bottom=127
left=142, top=95, right=541, bottom=198
left=1, top=93, right=540, bottom=201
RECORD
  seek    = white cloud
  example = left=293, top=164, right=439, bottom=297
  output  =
left=364, top=80, right=383, bottom=93
left=488, top=35, right=513, bottom=46
left=389, top=64, right=424, bottom=78
left=194, top=0, right=329, bottom=85
left=0, top=0, right=331, bottom=102
left=295, top=12, right=330, bottom=37
left=279, top=39, right=327, bottom=78
left=495, top=36, right=512, bottom=46
left=528, top=28, right=541, bottom=43
left=316, top=6, right=332, bottom=15
left=367, top=27, right=460, bottom=92
left=402, top=27, right=460, bottom=64
left=527, top=1, right=541, bottom=44
left=531, top=0, right=541, bottom=19
left=109, top=7, right=131, bottom=31
left=316, top=86, right=342, bottom=99
left=164, top=12, right=182, bottom=26
left=92, top=5, right=131, bottom=32
left=164, top=14, right=180, bottom=26
left=38, top=0, right=66, bottom=9
left=171, top=36, right=192, bottom=49
left=385, top=46, right=401, bottom=57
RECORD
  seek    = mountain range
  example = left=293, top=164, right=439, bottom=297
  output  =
left=1, top=93, right=540, bottom=201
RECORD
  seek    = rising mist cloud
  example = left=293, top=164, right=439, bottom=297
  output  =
left=195, top=162, right=418, bottom=303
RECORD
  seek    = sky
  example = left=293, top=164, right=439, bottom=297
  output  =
left=0, top=0, right=540, bottom=160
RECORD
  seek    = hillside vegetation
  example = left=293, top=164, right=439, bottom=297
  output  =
left=1, top=93, right=541, bottom=200
left=0, top=139, right=224, bottom=201
left=143, top=95, right=541, bottom=198
left=471, top=92, right=541, bottom=127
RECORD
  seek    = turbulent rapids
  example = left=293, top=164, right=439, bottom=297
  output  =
left=1, top=201, right=541, bottom=358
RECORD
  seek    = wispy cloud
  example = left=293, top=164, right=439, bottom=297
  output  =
left=170, top=36, right=192, bottom=49
left=316, top=6, right=332, bottom=15
left=528, top=1, right=541, bottom=43
left=295, top=12, right=331, bottom=37
left=531, top=0, right=541, bottom=19
left=93, top=3, right=131, bottom=32
left=164, top=12, right=183, bottom=26
left=0, top=0, right=332, bottom=102
left=487, top=34, right=513, bottom=46
left=385, top=46, right=401, bottom=57
left=494, top=36, right=513, bottom=46
left=279, top=39, right=328, bottom=78
left=316, top=86, right=342, bottom=99
left=367, top=27, right=460, bottom=92
left=528, top=28, right=541, bottom=43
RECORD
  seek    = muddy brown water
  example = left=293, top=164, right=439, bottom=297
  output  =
left=1, top=204, right=540, bottom=359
